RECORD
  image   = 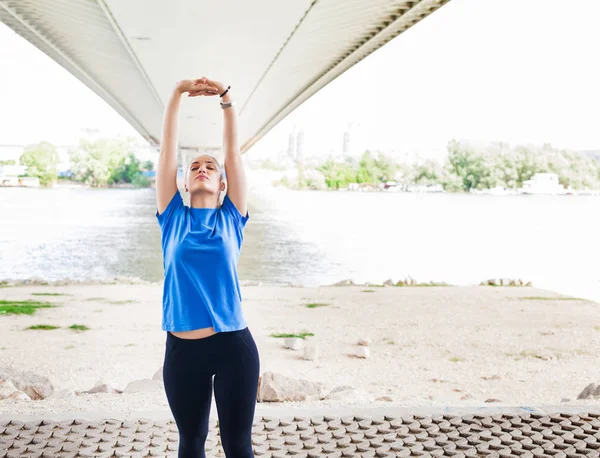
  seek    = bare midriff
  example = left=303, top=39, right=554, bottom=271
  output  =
left=170, top=326, right=217, bottom=340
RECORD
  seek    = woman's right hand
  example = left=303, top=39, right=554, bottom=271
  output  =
left=175, top=79, right=219, bottom=96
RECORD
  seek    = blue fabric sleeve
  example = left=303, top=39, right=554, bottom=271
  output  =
left=221, top=194, right=249, bottom=229
left=156, top=191, right=184, bottom=230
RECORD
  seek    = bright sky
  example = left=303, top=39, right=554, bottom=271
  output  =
left=1, top=0, right=599, bottom=161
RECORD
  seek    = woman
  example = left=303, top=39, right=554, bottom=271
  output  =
left=155, top=76, right=259, bottom=458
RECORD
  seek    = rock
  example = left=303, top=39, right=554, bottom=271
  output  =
left=383, top=279, right=394, bottom=287
left=481, top=375, right=502, bottom=381
left=577, top=383, right=600, bottom=400
left=0, top=367, right=54, bottom=400
left=333, top=279, right=355, bottom=286
left=357, top=338, right=371, bottom=347
left=376, top=395, right=394, bottom=402
left=124, top=379, right=163, bottom=394
left=82, top=384, right=123, bottom=394
left=0, top=379, right=31, bottom=401
left=284, top=338, right=304, bottom=351
left=303, top=345, right=318, bottom=361
left=7, top=391, right=31, bottom=400
left=325, top=386, right=374, bottom=402
left=484, top=398, right=502, bottom=403
left=257, top=372, right=326, bottom=402
left=47, top=389, right=75, bottom=399
left=561, top=398, right=571, bottom=403
left=354, top=347, right=370, bottom=359
left=152, top=366, right=163, bottom=381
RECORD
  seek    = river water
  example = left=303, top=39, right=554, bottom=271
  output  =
left=1, top=186, right=598, bottom=301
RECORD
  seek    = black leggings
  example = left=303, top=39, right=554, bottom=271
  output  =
left=163, top=327, right=260, bottom=458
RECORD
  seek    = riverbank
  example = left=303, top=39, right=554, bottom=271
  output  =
left=0, top=283, right=599, bottom=415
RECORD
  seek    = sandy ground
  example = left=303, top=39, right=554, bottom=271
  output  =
left=1, top=283, right=599, bottom=416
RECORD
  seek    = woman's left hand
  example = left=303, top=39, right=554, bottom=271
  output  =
left=189, top=77, right=226, bottom=97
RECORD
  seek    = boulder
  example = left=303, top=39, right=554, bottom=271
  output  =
left=325, top=386, right=373, bottom=402
left=152, top=366, right=163, bottom=381
left=577, top=383, right=600, bottom=400
left=124, top=379, right=164, bottom=394
left=0, top=367, right=54, bottom=400
left=357, top=338, right=371, bottom=347
left=303, top=345, right=318, bottom=361
left=47, top=389, right=76, bottom=399
left=0, top=379, right=31, bottom=401
left=354, top=347, right=370, bottom=359
left=257, top=372, right=326, bottom=402
left=284, top=338, right=304, bottom=351
left=333, top=279, right=355, bottom=286
left=82, top=384, right=123, bottom=395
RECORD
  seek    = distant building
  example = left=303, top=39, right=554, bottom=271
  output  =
left=296, top=130, right=305, bottom=164
left=520, top=173, right=567, bottom=195
left=343, top=130, right=351, bottom=154
left=287, top=128, right=296, bottom=160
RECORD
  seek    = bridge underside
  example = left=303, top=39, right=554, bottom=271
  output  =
left=0, top=0, right=449, bottom=164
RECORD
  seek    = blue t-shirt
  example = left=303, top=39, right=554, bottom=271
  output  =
left=156, top=191, right=249, bottom=332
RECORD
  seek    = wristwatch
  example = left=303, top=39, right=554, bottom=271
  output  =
left=220, top=101, right=236, bottom=110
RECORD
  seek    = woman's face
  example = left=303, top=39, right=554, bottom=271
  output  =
left=186, top=155, right=224, bottom=195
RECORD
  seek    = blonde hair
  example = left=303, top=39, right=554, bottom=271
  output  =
left=184, top=155, right=227, bottom=206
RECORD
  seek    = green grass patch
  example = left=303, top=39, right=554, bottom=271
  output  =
left=0, top=300, right=55, bottom=316
left=306, top=303, right=329, bottom=309
left=506, top=350, right=554, bottom=360
left=26, top=324, right=60, bottom=330
left=449, top=356, right=465, bottom=363
left=109, top=300, right=138, bottom=305
left=85, top=297, right=107, bottom=302
left=31, top=292, right=70, bottom=296
left=383, top=338, right=396, bottom=345
left=270, top=332, right=314, bottom=340
left=64, top=345, right=76, bottom=350
left=69, top=324, right=90, bottom=331
left=362, top=289, right=376, bottom=293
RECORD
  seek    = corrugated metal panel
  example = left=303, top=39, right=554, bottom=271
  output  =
left=0, top=0, right=451, bottom=151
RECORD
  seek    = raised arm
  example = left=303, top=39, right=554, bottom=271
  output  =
left=156, top=80, right=218, bottom=215
left=201, top=78, right=247, bottom=216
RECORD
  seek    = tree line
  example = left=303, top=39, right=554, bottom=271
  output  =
left=314, top=140, right=600, bottom=191
left=2, top=138, right=154, bottom=187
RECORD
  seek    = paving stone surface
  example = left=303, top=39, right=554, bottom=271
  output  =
left=2, top=411, right=600, bottom=457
